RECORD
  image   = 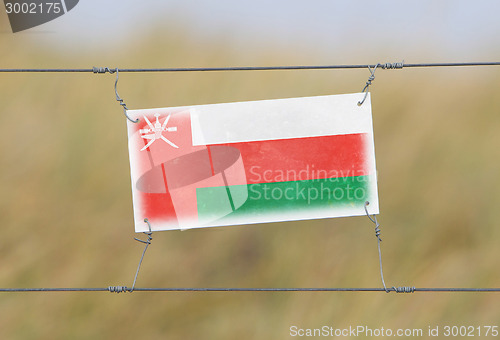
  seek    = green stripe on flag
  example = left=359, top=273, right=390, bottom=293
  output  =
left=196, top=176, right=370, bottom=223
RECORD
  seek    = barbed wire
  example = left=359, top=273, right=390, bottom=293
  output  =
left=1, top=60, right=499, bottom=295
left=0, top=61, right=499, bottom=73
left=1, top=287, right=499, bottom=293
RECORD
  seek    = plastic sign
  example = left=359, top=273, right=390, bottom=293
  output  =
left=126, top=93, right=379, bottom=232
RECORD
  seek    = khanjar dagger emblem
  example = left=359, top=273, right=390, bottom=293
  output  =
left=140, top=113, right=178, bottom=151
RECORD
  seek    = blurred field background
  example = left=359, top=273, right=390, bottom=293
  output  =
left=1, top=2, right=500, bottom=339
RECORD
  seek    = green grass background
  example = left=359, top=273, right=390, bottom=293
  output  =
left=1, top=14, right=500, bottom=340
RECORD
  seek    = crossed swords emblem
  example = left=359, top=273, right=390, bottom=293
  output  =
left=140, top=113, right=179, bottom=151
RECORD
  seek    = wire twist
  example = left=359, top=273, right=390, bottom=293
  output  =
left=357, top=61, right=404, bottom=106
left=129, top=219, right=154, bottom=292
left=106, top=219, right=154, bottom=294
left=357, top=64, right=378, bottom=106
left=113, top=68, right=138, bottom=123
left=93, top=66, right=138, bottom=123
left=380, top=61, right=404, bottom=69
left=364, top=201, right=382, bottom=242
left=92, top=67, right=115, bottom=74
left=364, top=202, right=416, bottom=294
left=108, top=286, right=129, bottom=293
left=391, top=286, right=415, bottom=293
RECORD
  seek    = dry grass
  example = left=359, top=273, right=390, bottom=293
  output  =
left=1, top=20, right=500, bottom=339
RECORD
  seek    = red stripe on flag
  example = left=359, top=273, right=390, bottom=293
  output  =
left=206, top=145, right=216, bottom=176
left=140, top=132, right=178, bottom=225
left=210, top=133, right=368, bottom=184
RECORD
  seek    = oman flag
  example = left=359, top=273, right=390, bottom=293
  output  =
left=126, top=93, right=378, bottom=232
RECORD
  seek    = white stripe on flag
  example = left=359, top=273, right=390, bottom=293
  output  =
left=190, top=93, right=371, bottom=145
left=126, top=93, right=372, bottom=146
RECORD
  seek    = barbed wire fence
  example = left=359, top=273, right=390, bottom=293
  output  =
left=1, top=61, right=500, bottom=294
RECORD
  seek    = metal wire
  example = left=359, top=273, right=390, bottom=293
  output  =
left=363, top=202, right=418, bottom=294
left=130, top=219, right=153, bottom=292
left=357, top=64, right=379, bottom=106
left=1, top=62, right=500, bottom=73
left=1, top=287, right=499, bottom=293
left=111, top=68, right=138, bottom=123
left=1, top=60, right=499, bottom=294
left=364, top=201, right=390, bottom=292
left=0, top=212, right=497, bottom=294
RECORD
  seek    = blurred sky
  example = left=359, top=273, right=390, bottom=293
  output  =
left=2, top=0, right=500, bottom=62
